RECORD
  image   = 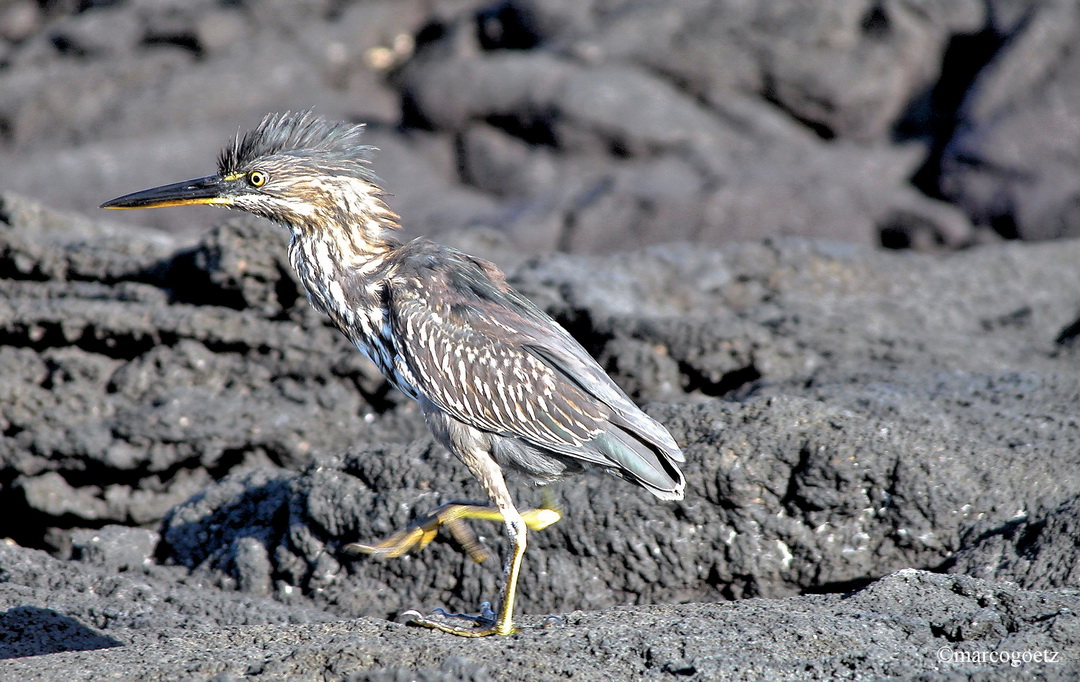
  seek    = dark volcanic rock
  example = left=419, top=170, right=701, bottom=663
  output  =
left=4, top=191, right=1080, bottom=678
left=0, top=566, right=1076, bottom=680
left=153, top=374, right=1080, bottom=619
left=0, top=0, right=1035, bottom=250
left=0, top=539, right=339, bottom=661
left=945, top=493, right=1080, bottom=591
left=1, top=0, right=1075, bottom=250
left=6, top=175, right=1080, bottom=673
left=937, top=2, right=1080, bottom=242
left=0, top=197, right=423, bottom=550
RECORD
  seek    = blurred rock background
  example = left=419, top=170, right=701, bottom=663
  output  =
left=3, top=0, right=1079, bottom=252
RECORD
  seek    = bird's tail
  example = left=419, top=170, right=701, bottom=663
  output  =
left=593, top=425, right=685, bottom=500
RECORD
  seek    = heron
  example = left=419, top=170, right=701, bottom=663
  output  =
left=102, top=111, right=685, bottom=636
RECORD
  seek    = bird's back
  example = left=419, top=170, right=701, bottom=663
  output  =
left=365, top=239, right=685, bottom=500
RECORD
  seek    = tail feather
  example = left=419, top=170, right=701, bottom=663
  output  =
left=593, top=427, right=685, bottom=500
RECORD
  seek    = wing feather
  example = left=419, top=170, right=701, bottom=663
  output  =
left=383, top=241, right=683, bottom=493
left=388, top=282, right=609, bottom=456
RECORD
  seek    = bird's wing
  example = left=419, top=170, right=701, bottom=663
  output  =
left=387, top=277, right=611, bottom=454
left=384, top=246, right=655, bottom=455
left=384, top=244, right=683, bottom=497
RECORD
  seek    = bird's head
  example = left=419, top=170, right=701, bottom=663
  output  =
left=102, top=111, right=401, bottom=251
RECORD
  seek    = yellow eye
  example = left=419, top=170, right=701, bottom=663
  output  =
left=248, top=170, right=268, bottom=187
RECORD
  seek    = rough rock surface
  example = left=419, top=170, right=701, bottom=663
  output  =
left=3, top=1, right=1080, bottom=680
left=3, top=191, right=1080, bottom=679
left=2, top=566, right=1077, bottom=681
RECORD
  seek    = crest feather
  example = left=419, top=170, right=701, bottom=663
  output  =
left=217, top=110, right=373, bottom=176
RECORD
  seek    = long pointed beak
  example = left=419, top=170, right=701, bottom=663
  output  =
left=100, top=175, right=232, bottom=210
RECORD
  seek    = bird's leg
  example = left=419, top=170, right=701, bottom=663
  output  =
left=490, top=504, right=527, bottom=635
left=369, top=435, right=531, bottom=636
left=345, top=502, right=560, bottom=564
left=402, top=496, right=527, bottom=637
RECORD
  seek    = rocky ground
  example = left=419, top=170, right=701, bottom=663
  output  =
left=2, top=1, right=1080, bottom=680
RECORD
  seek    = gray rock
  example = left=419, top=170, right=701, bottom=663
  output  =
left=0, top=566, right=1075, bottom=680
left=946, top=494, right=1080, bottom=590
left=0, top=0, right=1011, bottom=248
left=3, top=200, right=1080, bottom=679
left=940, top=2, right=1080, bottom=240
left=70, top=525, right=159, bottom=570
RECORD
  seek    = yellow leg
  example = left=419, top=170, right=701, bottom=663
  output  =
left=352, top=409, right=563, bottom=637
left=493, top=519, right=527, bottom=635
left=347, top=495, right=560, bottom=636
left=345, top=502, right=560, bottom=564
left=402, top=500, right=528, bottom=637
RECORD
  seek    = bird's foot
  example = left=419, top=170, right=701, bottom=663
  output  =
left=345, top=503, right=561, bottom=564
left=398, top=604, right=564, bottom=636
left=399, top=602, right=517, bottom=637
left=345, top=504, right=487, bottom=562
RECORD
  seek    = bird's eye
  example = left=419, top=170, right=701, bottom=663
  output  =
left=248, top=170, right=268, bottom=187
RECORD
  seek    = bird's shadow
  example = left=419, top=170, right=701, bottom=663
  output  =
left=0, top=606, right=123, bottom=659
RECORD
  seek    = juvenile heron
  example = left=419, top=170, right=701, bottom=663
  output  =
left=101, top=111, right=685, bottom=636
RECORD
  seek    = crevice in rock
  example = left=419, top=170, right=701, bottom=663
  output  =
left=678, top=360, right=761, bottom=398
left=801, top=575, right=877, bottom=596
left=759, top=72, right=837, bottom=141
left=899, top=22, right=1013, bottom=201
left=142, top=32, right=203, bottom=57
left=483, top=113, right=558, bottom=148
left=476, top=2, right=542, bottom=52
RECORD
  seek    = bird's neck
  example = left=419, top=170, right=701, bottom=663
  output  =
left=286, top=213, right=401, bottom=323
left=286, top=196, right=401, bottom=257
